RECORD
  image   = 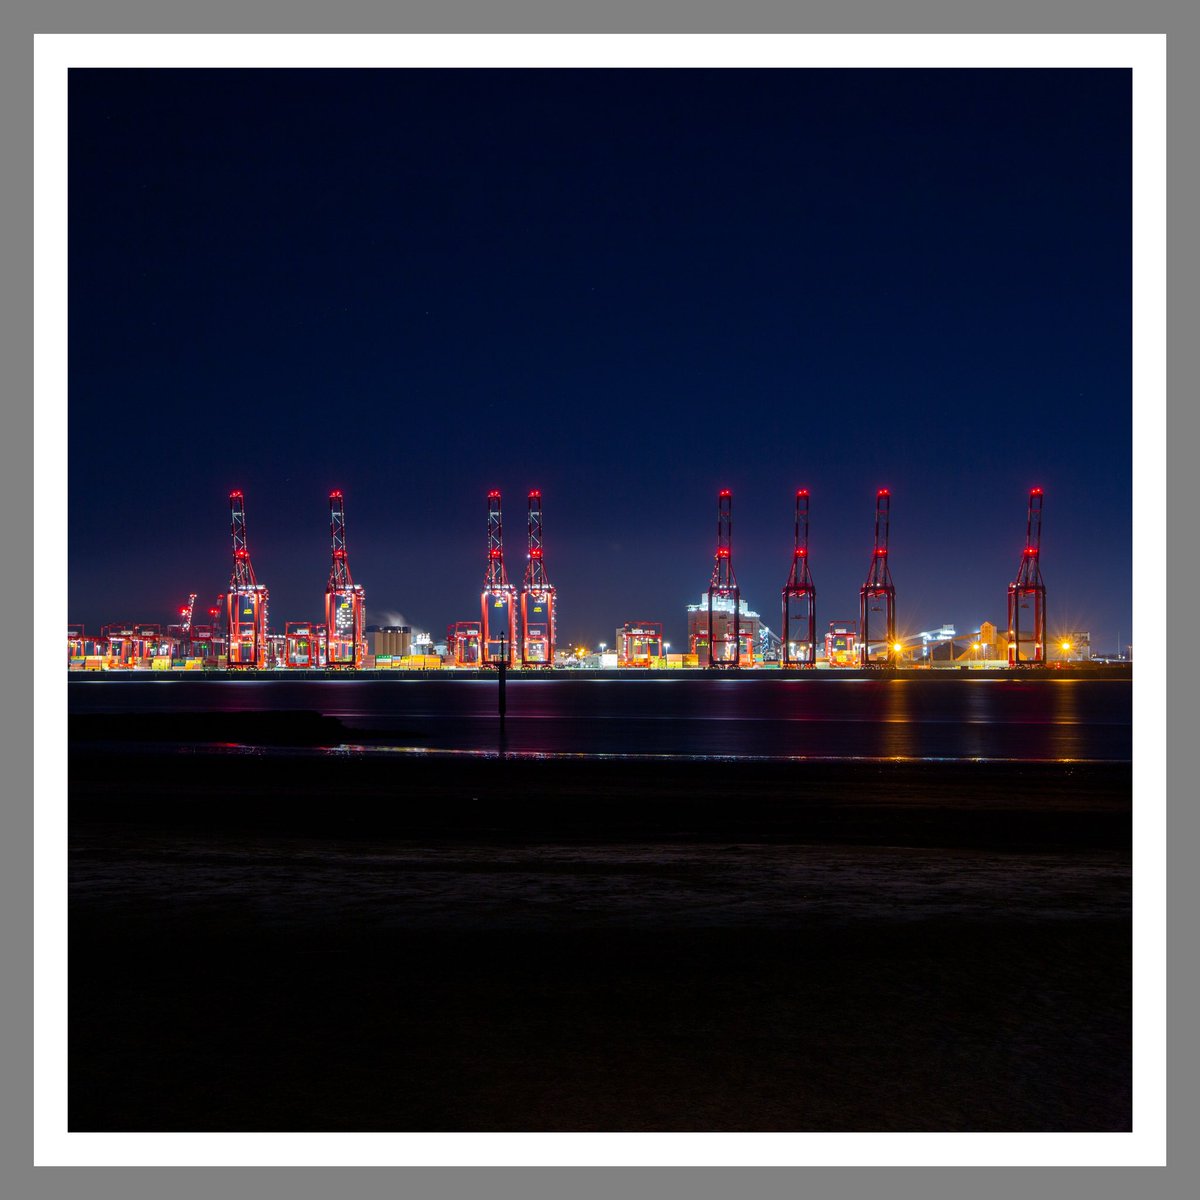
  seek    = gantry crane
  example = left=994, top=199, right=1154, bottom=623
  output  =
left=325, top=490, right=366, bottom=669
left=859, top=489, right=897, bottom=667
left=481, top=491, right=517, bottom=666
left=781, top=489, right=816, bottom=667
left=227, top=490, right=269, bottom=669
left=1008, top=487, right=1047, bottom=666
left=706, top=489, right=741, bottom=668
left=520, top=490, right=556, bottom=667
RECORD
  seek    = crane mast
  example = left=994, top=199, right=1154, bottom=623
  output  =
left=782, top=489, right=816, bottom=667
left=706, top=489, right=741, bottom=668
left=1007, top=487, right=1047, bottom=666
left=520, top=490, right=556, bottom=667
left=227, top=490, right=268, bottom=668
left=481, top=490, right=517, bottom=666
left=180, top=593, right=197, bottom=633
left=859, top=488, right=897, bottom=667
left=325, top=490, right=365, bottom=669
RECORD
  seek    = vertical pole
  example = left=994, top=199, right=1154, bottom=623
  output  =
left=498, top=630, right=507, bottom=725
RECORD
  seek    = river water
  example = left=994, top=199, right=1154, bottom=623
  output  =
left=68, top=675, right=1132, bottom=762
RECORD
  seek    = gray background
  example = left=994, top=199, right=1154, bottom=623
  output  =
left=2, top=2, right=1191, bottom=1198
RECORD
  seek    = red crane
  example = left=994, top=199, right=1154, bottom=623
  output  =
left=325, top=489, right=366, bottom=669
left=481, top=490, right=517, bottom=667
left=1007, top=487, right=1047, bottom=666
left=226, top=490, right=269, bottom=669
left=859, top=489, right=897, bottom=667
left=179, top=593, right=198, bottom=633
left=520, top=489, right=556, bottom=667
left=781, top=489, right=816, bottom=668
left=706, top=489, right=741, bottom=668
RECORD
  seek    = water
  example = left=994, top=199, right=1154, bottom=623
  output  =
left=68, top=675, right=1132, bottom=762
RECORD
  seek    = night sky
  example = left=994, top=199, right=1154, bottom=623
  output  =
left=68, top=68, right=1132, bottom=652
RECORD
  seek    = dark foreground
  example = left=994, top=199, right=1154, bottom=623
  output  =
left=69, top=747, right=1132, bottom=1131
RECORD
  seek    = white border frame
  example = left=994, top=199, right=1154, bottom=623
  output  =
left=35, top=33, right=1166, bottom=1167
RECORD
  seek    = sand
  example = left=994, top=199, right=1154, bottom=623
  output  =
left=68, top=751, right=1131, bottom=1131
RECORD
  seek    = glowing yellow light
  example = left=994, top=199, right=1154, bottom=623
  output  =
left=892, top=643, right=903, bottom=654
left=1061, top=642, right=1072, bottom=652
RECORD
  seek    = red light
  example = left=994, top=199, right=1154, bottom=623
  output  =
left=717, top=548, right=730, bottom=557
left=878, top=488, right=890, bottom=496
left=531, top=547, right=543, bottom=558
left=230, top=490, right=242, bottom=498
left=798, top=489, right=809, bottom=497
left=487, top=490, right=500, bottom=499
left=489, top=548, right=501, bottom=558
left=797, top=548, right=807, bottom=557
left=530, top=489, right=541, bottom=498
left=876, top=548, right=887, bottom=555
left=719, top=489, right=731, bottom=497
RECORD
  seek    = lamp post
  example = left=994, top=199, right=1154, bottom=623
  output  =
left=497, top=630, right=507, bottom=726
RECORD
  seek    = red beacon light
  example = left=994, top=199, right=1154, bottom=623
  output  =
left=798, top=488, right=809, bottom=497
left=719, top=489, right=731, bottom=497
left=878, top=488, right=890, bottom=497
left=487, top=490, right=500, bottom=499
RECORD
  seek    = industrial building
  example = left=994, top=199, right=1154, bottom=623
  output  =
left=369, top=627, right=412, bottom=658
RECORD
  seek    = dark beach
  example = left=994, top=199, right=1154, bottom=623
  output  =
left=69, top=707, right=1132, bottom=1132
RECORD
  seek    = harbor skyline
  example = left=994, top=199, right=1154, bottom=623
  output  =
left=68, top=68, right=1133, bottom=649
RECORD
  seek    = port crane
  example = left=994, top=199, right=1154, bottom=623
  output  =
left=179, top=593, right=197, bottom=633
left=481, top=491, right=518, bottom=667
left=706, top=489, right=741, bottom=668
left=781, top=489, right=816, bottom=667
left=226, top=490, right=269, bottom=669
left=325, top=490, right=365, bottom=669
left=520, top=490, right=556, bottom=667
left=859, top=489, right=897, bottom=667
left=1008, top=487, right=1047, bottom=665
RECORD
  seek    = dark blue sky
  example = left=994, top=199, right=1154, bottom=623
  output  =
left=68, top=68, right=1132, bottom=651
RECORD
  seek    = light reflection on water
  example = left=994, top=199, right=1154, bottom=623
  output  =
left=69, top=676, right=1132, bottom=763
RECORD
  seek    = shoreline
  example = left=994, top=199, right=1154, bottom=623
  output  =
left=66, top=663, right=1134, bottom=681
left=70, top=750, right=1130, bottom=849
